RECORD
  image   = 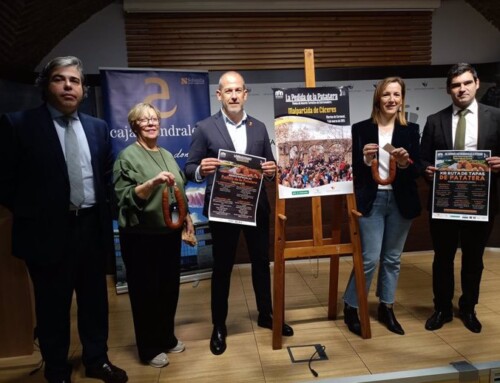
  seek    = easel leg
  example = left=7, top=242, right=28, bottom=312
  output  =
left=328, top=255, right=339, bottom=320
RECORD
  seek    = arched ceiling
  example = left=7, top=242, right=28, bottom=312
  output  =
left=0, top=0, right=498, bottom=80
left=0, top=0, right=113, bottom=79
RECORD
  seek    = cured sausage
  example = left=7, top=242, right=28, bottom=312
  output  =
left=162, top=185, right=187, bottom=230
left=371, top=155, right=396, bottom=185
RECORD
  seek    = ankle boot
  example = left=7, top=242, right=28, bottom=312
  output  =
left=343, top=303, right=361, bottom=336
left=378, top=303, right=404, bottom=335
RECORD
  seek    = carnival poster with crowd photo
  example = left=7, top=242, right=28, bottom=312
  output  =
left=273, top=87, right=353, bottom=199
left=100, top=68, right=213, bottom=292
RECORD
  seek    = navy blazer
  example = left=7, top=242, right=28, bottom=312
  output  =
left=352, top=118, right=422, bottom=219
left=0, top=104, right=113, bottom=263
left=420, top=103, right=500, bottom=214
left=185, top=111, right=275, bottom=217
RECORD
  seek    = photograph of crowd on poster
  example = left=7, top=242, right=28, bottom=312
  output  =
left=273, top=87, right=353, bottom=199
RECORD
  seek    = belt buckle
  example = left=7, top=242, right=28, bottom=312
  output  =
left=69, top=205, right=80, bottom=216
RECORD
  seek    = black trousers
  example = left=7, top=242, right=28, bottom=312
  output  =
left=209, top=211, right=272, bottom=326
left=26, top=208, right=109, bottom=381
left=429, top=215, right=495, bottom=313
left=119, top=229, right=181, bottom=362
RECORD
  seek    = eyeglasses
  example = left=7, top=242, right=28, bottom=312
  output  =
left=137, top=117, right=159, bottom=126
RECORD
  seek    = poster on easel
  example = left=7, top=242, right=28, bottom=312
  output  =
left=432, top=150, right=491, bottom=221
left=273, top=87, right=353, bottom=199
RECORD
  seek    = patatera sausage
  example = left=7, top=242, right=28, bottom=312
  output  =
left=371, top=155, right=396, bottom=185
left=162, top=185, right=187, bottom=230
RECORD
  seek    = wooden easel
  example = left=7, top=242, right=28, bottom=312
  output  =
left=271, top=49, right=371, bottom=349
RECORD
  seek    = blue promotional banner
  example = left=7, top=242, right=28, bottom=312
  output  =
left=100, top=68, right=213, bottom=290
left=100, top=68, right=210, bottom=166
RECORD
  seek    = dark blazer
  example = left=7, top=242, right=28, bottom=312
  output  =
left=352, top=118, right=422, bottom=219
left=420, top=103, right=500, bottom=214
left=0, top=104, right=113, bottom=263
left=185, top=111, right=275, bottom=217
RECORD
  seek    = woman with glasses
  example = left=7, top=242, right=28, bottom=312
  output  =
left=113, top=102, right=194, bottom=368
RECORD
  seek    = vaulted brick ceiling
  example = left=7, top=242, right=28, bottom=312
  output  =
left=0, top=0, right=113, bottom=78
left=0, top=0, right=498, bottom=79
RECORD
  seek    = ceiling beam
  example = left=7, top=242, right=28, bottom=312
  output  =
left=123, top=0, right=441, bottom=13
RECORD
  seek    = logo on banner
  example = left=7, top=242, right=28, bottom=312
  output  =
left=143, top=77, right=177, bottom=118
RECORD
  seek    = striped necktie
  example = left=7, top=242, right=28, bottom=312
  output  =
left=63, top=116, right=85, bottom=207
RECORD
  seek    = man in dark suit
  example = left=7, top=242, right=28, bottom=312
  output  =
left=421, top=63, right=500, bottom=334
left=185, top=71, right=293, bottom=355
left=0, top=56, right=127, bottom=383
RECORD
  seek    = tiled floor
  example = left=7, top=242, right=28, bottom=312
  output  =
left=1, top=249, right=500, bottom=382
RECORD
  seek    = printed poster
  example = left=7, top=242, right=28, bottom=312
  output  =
left=432, top=150, right=491, bottom=221
left=209, top=149, right=265, bottom=226
left=273, top=86, right=352, bottom=199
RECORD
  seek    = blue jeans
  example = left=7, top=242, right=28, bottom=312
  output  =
left=344, top=190, right=413, bottom=307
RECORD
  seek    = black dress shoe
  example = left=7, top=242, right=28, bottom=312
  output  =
left=425, top=310, right=453, bottom=331
left=210, top=325, right=227, bottom=355
left=257, top=314, right=294, bottom=336
left=459, top=310, right=482, bottom=333
left=85, top=362, right=128, bottom=383
left=378, top=303, right=404, bottom=335
left=343, top=303, right=361, bottom=336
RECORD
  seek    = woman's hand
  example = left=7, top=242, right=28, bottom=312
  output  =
left=391, top=147, right=410, bottom=168
left=363, top=143, right=378, bottom=164
left=151, top=171, right=176, bottom=187
left=363, top=144, right=378, bottom=162
left=135, top=171, right=175, bottom=200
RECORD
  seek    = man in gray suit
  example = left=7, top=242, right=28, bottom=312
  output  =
left=0, top=56, right=127, bottom=383
left=185, top=71, right=293, bottom=356
left=421, top=63, right=500, bottom=334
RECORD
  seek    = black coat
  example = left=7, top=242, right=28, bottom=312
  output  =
left=352, top=118, right=422, bottom=219
left=0, top=104, right=113, bottom=263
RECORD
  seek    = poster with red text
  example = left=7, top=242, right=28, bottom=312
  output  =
left=432, top=150, right=491, bottom=221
